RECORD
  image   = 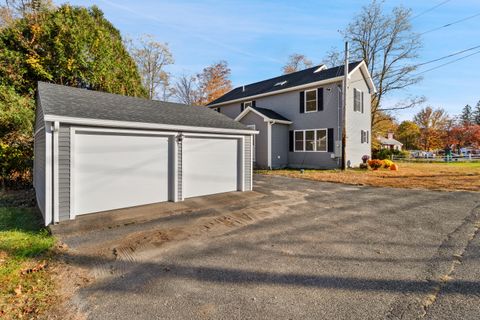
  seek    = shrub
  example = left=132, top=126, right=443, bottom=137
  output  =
left=0, top=135, right=33, bottom=189
left=368, top=159, right=383, bottom=170
left=359, top=163, right=368, bottom=170
left=372, top=148, right=408, bottom=160
left=382, top=159, right=394, bottom=168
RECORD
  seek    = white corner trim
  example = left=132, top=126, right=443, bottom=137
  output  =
left=209, top=76, right=344, bottom=107
left=69, top=126, right=75, bottom=220
left=44, top=124, right=53, bottom=226
left=52, top=121, right=59, bottom=224
left=267, top=121, right=272, bottom=169
left=250, top=135, right=253, bottom=191
left=172, top=136, right=179, bottom=202
left=235, top=106, right=292, bottom=125
left=44, top=115, right=257, bottom=135
left=239, top=136, right=245, bottom=192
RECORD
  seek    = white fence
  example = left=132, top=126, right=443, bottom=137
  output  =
left=392, top=154, right=480, bottom=163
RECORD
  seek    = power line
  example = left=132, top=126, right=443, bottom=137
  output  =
left=347, top=44, right=480, bottom=85
left=420, top=12, right=480, bottom=35
left=411, top=0, right=451, bottom=21
left=414, top=49, right=480, bottom=76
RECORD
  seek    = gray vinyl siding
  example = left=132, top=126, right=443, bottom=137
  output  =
left=58, top=124, right=70, bottom=221
left=33, top=127, right=46, bottom=219
left=220, top=82, right=342, bottom=169
left=33, top=98, right=46, bottom=218
left=238, top=112, right=269, bottom=169
left=244, top=136, right=252, bottom=190
left=271, top=124, right=289, bottom=168
left=346, top=68, right=371, bottom=167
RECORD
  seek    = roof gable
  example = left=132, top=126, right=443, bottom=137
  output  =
left=235, top=107, right=291, bottom=124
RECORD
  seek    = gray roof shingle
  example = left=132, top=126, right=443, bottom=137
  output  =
left=208, top=61, right=362, bottom=106
left=37, top=82, right=251, bottom=131
left=251, top=107, right=290, bottom=122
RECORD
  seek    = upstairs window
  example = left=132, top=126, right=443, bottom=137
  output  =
left=305, top=89, right=317, bottom=112
left=354, top=88, right=364, bottom=113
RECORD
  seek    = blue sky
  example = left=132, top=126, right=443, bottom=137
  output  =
left=58, top=0, right=480, bottom=121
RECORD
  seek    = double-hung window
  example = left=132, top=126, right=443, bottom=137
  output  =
left=354, top=88, right=363, bottom=113
left=294, top=129, right=328, bottom=152
left=305, top=89, right=317, bottom=112
left=294, top=131, right=304, bottom=151
left=361, top=130, right=370, bottom=144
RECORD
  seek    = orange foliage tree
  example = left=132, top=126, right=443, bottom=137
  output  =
left=196, top=60, right=232, bottom=105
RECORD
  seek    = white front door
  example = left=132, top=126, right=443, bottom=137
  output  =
left=72, top=131, right=170, bottom=215
left=182, top=137, right=238, bottom=198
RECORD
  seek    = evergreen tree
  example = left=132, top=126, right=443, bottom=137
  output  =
left=460, top=104, right=473, bottom=125
left=474, top=100, right=480, bottom=125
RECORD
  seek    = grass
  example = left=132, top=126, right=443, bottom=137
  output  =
left=0, top=190, right=57, bottom=319
left=257, top=162, right=480, bottom=192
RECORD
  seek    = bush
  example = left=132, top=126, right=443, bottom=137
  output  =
left=372, top=148, right=407, bottom=160
left=368, top=159, right=383, bottom=170
left=0, top=135, right=33, bottom=189
left=382, top=159, right=394, bottom=168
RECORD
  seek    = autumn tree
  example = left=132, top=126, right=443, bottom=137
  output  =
left=326, top=0, right=423, bottom=136
left=371, top=111, right=397, bottom=150
left=395, top=120, right=420, bottom=150
left=128, top=35, right=174, bottom=100
left=196, top=60, right=232, bottom=105
left=413, top=107, right=449, bottom=151
left=282, top=54, right=313, bottom=74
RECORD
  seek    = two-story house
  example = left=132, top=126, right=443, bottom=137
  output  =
left=207, top=61, right=375, bottom=169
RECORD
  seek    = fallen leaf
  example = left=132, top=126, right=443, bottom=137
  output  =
left=14, top=285, right=22, bottom=296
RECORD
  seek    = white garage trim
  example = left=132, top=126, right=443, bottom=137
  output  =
left=53, top=121, right=59, bottom=224
left=45, top=124, right=53, bottom=226
left=69, top=126, right=178, bottom=219
left=45, top=115, right=258, bottom=135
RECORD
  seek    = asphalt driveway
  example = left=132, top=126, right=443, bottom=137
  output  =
left=56, top=175, right=480, bottom=320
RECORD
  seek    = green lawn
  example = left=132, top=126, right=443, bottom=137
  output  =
left=0, top=191, right=57, bottom=319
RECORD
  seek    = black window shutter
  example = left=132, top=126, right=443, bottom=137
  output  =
left=241, top=102, right=245, bottom=112
left=299, top=91, right=305, bottom=113
left=289, top=131, right=294, bottom=152
left=317, top=88, right=324, bottom=111
left=252, top=100, right=256, bottom=108
left=327, top=128, right=334, bottom=152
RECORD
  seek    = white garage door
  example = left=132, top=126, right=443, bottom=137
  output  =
left=73, top=131, right=170, bottom=215
left=183, top=137, right=238, bottom=198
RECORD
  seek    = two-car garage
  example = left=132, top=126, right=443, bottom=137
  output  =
left=34, top=82, right=255, bottom=226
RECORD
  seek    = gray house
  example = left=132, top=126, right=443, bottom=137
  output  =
left=208, top=61, right=375, bottom=169
left=34, top=82, right=255, bottom=226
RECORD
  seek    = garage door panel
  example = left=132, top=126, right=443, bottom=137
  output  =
left=183, top=137, right=238, bottom=198
left=74, top=132, right=169, bottom=215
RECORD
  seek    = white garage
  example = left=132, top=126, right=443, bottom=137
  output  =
left=33, top=82, right=256, bottom=226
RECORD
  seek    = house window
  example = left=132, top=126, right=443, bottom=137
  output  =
left=294, top=129, right=328, bottom=152
left=295, top=131, right=304, bottom=151
left=305, top=130, right=315, bottom=151
left=305, top=89, right=317, bottom=112
left=244, top=101, right=253, bottom=109
left=361, top=130, right=370, bottom=144
left=354, top=88, right=363, bottom=112
left=316, top=129, right=327, bottom=151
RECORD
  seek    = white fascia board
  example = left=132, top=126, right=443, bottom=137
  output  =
left=208, top=76, right=344, bottom=107
left=349, top=61, right=377, bottom=93
left=235, top=107, right=292, bottom=125
left=44, top=115, right=257, bottom=135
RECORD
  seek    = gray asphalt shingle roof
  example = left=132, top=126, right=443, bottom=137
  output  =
left=251, top=107, right=291, bottom=122
left=208, top=61, right=362, bottom=106
left=37, top=82, right=251, bottom=131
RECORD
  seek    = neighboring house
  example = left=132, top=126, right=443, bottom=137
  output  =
left=378, top=132, right=403, bottom=151
left=208, top=61, right=375, bottom=169
left=34, top=82, right=256, bottom=226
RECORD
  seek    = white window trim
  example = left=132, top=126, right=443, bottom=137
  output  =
left=244, top=101, right=253, bottom=108
left=293, top=128, right=328, bottom=153
left=354, top=88, right=362, bottom=113
left=304, top=89, right=317, bottom=113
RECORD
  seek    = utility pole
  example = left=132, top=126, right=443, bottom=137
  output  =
left=341, top=42, right=349, bottom=170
